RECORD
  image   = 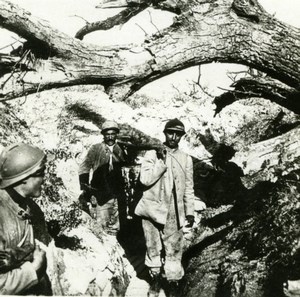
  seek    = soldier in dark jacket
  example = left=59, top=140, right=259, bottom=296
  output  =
left=78, top=120, right=126, bottom=234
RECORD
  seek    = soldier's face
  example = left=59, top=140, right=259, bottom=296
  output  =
left=103, top=129, right=117, bottom=146
left=24, top=167, right=45, bottom=198
left=164, top=130, right=183, bottom=148
left=27, top=176, right=44, bottom=197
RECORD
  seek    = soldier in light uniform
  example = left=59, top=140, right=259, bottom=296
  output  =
left=135, top=118, right=195, bottom=297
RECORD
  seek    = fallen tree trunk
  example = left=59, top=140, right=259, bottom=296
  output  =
left=0, top=0, right=299, bottom=102
left=214, top=77, right=300, bottom=114
left=232, top=126, right=300, bottom=188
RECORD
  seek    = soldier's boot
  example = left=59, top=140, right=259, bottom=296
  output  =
left=166, top=280, right=180, bottom=297
left=148, top=273, right=161, bottom=297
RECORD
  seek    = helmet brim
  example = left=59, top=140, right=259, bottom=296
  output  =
left=101, top=127, right=120, bottom=134
left=163, top=128, right=185, bottom=135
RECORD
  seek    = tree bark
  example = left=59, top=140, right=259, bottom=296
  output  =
left=232, top=126, right=300, bottom=188
left=74, top=6, right=146, bottom=40
left=214, top=77, right=300, bottom=114
left=0, top=0, right=299, bottom=101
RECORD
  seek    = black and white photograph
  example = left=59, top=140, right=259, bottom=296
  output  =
left=0, top=0, right=299, bottom=296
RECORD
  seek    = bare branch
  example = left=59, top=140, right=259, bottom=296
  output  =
left=69, top=15, right=90, bottom=24
left=0, top=0, right=300, bottom=103
left=214, top=77, right=300, bottom=115
left=147, top=10, right=161, bottom=35
left=192, top=65, right=214, bottom=98
left=75, top=6, right=146, bottom=40
left=0, top=40, right=19, bottom=52
left=96, top=0, right=129, bottom=8
left=134, top=23, right=149, bottom=36
left=0, top=50, right=31, bottom=88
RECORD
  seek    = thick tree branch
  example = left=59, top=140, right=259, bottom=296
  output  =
left=96, top=0, right=182, bottom=13
left=0, top=0, right=94, bottom=58
left=232, top=126, right=300, bottom=188
left=75, top=6, right=146, bottom=40
left=96, top=0, right=151, bottom=9
left=76, top=0, right=181, bottom=40
left=0, top=54, right=22, bottom=76
left=0, top=0, right=299, bottom=102
left=231, top=0, right=264, bottom=23
left=214, top=77, right=300, bottom=115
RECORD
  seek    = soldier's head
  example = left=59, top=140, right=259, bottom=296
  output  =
left=0, top=143, right=46, bottom=198
left=101, top=120, right=119, bottom=146
left=163, top=118, right=186, bottom=149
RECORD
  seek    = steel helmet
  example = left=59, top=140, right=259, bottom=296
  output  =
left=101, top=120, right=119, bottom=134
left=0, top=143, right=46, bottom=189
left=163, top=118, right=186, bottom=135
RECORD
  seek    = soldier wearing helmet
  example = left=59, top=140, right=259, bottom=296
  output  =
left=78, top=120, right=127, bottom=234
left=0, top=143, right=51, bottom=295
left=135, top=118, right=197, bottom=297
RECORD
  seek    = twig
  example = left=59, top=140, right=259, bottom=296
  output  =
left=147, top=10, right=160, bottom=35
left=69, top=14, right=90, bottom=24
left=171, top=83, right=181, bottom=95
left=0, top=50, right=31, bottom=89
left=217, top=86, right=261, bottom=97
left=11, top=36, right=25, bottom=43
left=135, top=23, right=148, bottom=36
left=226, top=68, right=249, bottom=83
left=18, top=79, right=27, bottom=105
left=0, top=40, right=19, bottom=52
left=193, top=65, right=214, bottom=98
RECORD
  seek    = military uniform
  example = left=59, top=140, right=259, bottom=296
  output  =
left=79, top=142, right=126, bottom=231
left=0, top=189, right=41, bottom=295
left=0, top=143, right=51, bottom=295
left=135, top=146, right=194, bottom=280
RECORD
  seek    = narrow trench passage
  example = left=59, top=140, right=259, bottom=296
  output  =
left=118, top=217, right=153, bottom=297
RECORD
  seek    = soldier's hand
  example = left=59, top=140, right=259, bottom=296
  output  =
left=195, top=199, right=207, bottom=212
left=81, top=182, right=91, bottom=194
left=90, top=195, right=97, bottom=207
left=185, top=215, right=195, bottom=228
left=0, top=250, right=16, bottom=272
left=32, top=245, right=47, bottom=279
left=81, top=190, right=89, bottom=200
left=156, top=148, right=166, bottom=162
left=80, top=188, right=92, bottom=203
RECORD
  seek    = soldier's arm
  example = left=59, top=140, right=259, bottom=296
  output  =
left=78, top=144, right=98, bottom=190
left=0, top=244, right=46, bottom=295
left=183, top=155, right=195, bottom=217
left=139, top=150, right=167, bottom=187
left=0, top=261, right=39, bottom=295
left=0, top=243, right=34, bottom=273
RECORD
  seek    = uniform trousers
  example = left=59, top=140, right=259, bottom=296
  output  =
left=142, top=192, right=184, bottom=281
left=90, top=197, right=119, bottom=234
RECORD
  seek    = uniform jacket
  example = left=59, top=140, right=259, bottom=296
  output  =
left=135, top=147, right=194, bottom=227
left=79, top=142, right=125, bottom=203
left=0, top=189, right=38, bottom=295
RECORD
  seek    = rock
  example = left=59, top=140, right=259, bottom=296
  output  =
left=284, top=280, right=300, bottom=297
left=55, top=158, right=81, bottom=200
left=45, top=225, right=132, bottom=296
left=233, top=126, right=300, bottom=188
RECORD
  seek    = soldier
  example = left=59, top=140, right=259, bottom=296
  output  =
left=78, top=120, right=127, bottom=234
left=135, top=118, right=196, bottom=297
left=0, top=143, right=51, bottom=295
